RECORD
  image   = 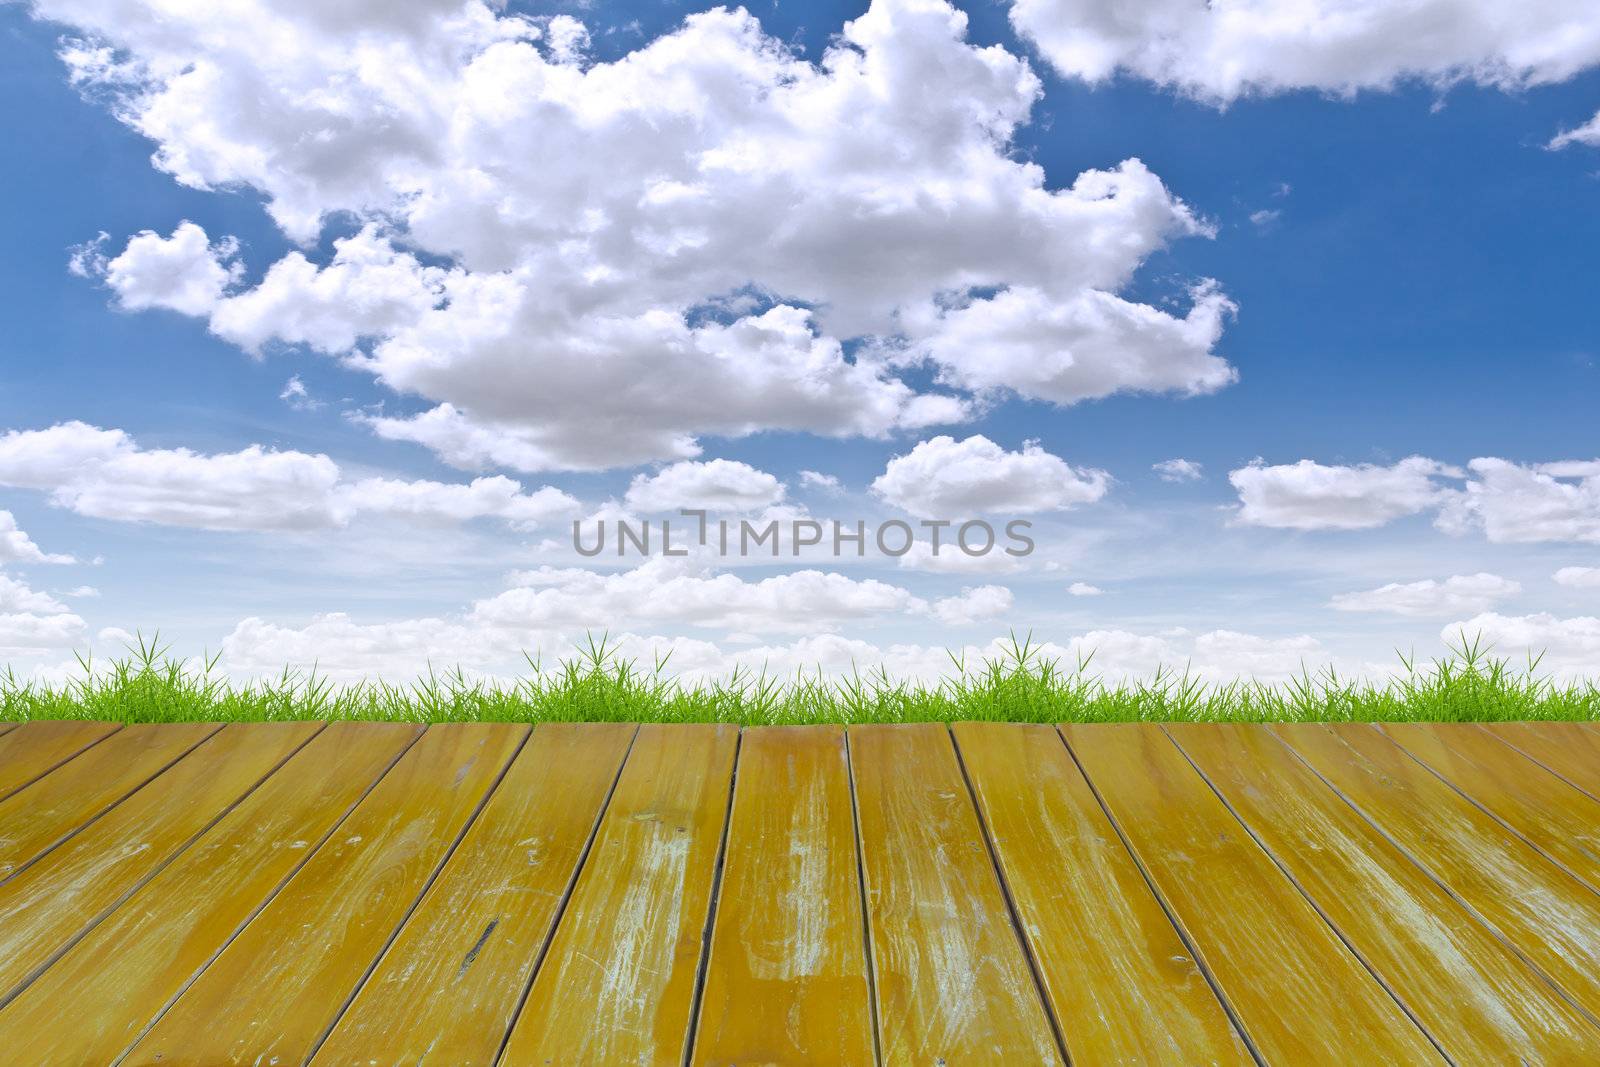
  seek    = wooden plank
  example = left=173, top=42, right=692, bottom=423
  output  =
left=1275, top=722, right=1600, bottom=1018
left=690, top=725, right=875, bottom=1067
left=1382, top=722, right=1600, bottom=894
left=954, top=722, right=1251, bottom=1065
left=1171, top=722, right=1600, bottom=1060
left=313, top=723, right=635, bottom=1066
left=0, top=722, right=15, bottom=738
left=499, top=723, right=739, bottom=1067
left=0, top=722, right=220, bottom=879
left=0, top=720, right=420, bottom=1063
left=1061, top=723, right=1441, bottom=1063
left=0, top=720, right=121, bottom=802
left=850, top=723, right=1063, bottom=1066
left=125, top=723, right=526, bottom=1065
left=1482, top=721, right=1600, bottom=799
left=0, top=721, right=323, bottom=1001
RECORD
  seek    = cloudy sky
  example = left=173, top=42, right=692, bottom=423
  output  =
left=2, top=0, right=1598, bottom=684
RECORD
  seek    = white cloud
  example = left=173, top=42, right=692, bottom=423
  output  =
left=90, top=222, right=241, bottom=316
left=1331, top=573, right=1520, bottom=617
left=0, top=422, right=577, bottom=532
left=624, top=459, right=785, bottom=514
left=1067, top=581, right=1104, bottom=596
left=799, top=470, right=842, bottom=493
left=1551, top=109, right=1600, bottom=149
left=1446, top=612, right=1600, bottom=677
left=48, top=0, right=1235, bottom=472
left=0, top=510, right=75, bottom=564
left=1152, top=457, right=1203, bottom=482
left=928, top=584, right=1014, bottom=625
left=279, top=375, right=321, bottom=412
left=1554, top=566, right=1600, bottom=589
left=1229, top=456, right=1460, bottom=530
left=0, top=572, right=87, bottom=653
left=895, top=539, right=1027, bottom=575
left=1435, top=458, right=1600, bottom=543
left=872, top=435, right=1109, bottom=519
left=1009, top=0, right=1600, bottom=103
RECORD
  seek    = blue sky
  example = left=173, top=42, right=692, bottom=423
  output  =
left=1, top=0, right=1598, bottom=682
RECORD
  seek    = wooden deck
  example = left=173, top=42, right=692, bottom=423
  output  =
left=0, top=721, right=1597, bottom=1064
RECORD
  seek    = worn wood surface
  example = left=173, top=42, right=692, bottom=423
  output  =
left=314, top=722, right=635, bottom=1066
left=691, top=725, right=875, bottom=1067
left=852, top=723, right=1063, bottom=1066
left=1171, top=722, right=1600, bottom=1060
left=499, top=723, right=739, bottom=1066
left=0, top=718, right=1598, bottom=1061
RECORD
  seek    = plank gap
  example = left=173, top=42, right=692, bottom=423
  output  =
left=679, top=727, right=742, bottom=1067
left=843, top=726, right=885, bottom=1067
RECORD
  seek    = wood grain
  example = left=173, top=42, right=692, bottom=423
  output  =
left=124, top=723, right=526, bottom=1065
left=1275, top=722, right=1600, bottom=1019
left=313, top=722, right=635, bottom=1066
left=0, top=722, right=219, bottom=879
left=1481, top=721, right=1600, bottom=799
left=691, top=725, right=875, bottom=1067
left=0, top=721, right=323, bottom=1002
left=954, top=722, right=1250, bottom=1065
left=1062, top=723, right=1441, bottom=1063
left=0, top=720, right=121, bottom=802
left=499, top=723, right=739, bottom=1067
left=1171, top=722, right=1600, bottom=1060
left=0, top=720, right=419, bottom=1063
left=851, top=723, right=1063, bottom=1066
left=1382, top=722, right=1600, bottom=894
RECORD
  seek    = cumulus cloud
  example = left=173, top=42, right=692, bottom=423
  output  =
left=872, top=435, right=1110, bottom=519
left=1331, top=573, right=1520, bottom=617
left=1435, top=458, right=1600, bottom=544
left=46, top=0, right=1235, bottom=471
left=0, top=422, right=577, bottom=532
left=1009, top=0, right=1600, bottom=103
left=928, top=584, right=1014, bottom=625
left=1067, top=581, right=1104, bottom=596
left=84, top=221, right=241, bottom=316
left=0, top=571, right=87, bottom=653
left=1550, top=110, right=1600, bottom=149
left=1554, top=566, right=1600, bottom=589
left=624, top=459, right=785, bottom=514
left=1152, top=457, right=1203, bottom=482
left=1446, top=612, right=1600, bottom=678
left=799, top=470, right=842, bottom=494
left=1229, top=456, right=1461, bottom=530
left=0, top=510, right=75, bottom=564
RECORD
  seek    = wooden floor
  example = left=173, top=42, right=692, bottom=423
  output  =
left=0, top=721, right=1598, bottom=1064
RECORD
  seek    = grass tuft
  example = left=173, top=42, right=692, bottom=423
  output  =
left=2, top=632, right=1595, bottom=725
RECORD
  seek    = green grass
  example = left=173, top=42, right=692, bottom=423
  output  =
left=3, top=633, right=1596, bottom=724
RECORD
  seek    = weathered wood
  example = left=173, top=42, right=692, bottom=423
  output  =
left=0, top=720, right=121, bottom=802
left=0, top=722, right=219, bottom=879
left=1382, top=722, right=1600, bottom=894
left=0, top=721, right=419, bottom=1062
left=851, top=723, right=1063, bottom=1066
left=125, top=723, right=526, bottom=1065
left=1062, top=723, right=1441, bottom=1063
left=313, top=722, right=635, bottom=1066
left=1275, top=722, right=1600, bottom=1018
left=0, top=721, right=323, bottom=1002
left=954, top=722, right=1251, bottom=1065
left=1172, top=722, right=1600, bottom=1060
left=691, top=725, right=875, bottom=1067
left=1482, top=721, right=1600, bottom=799
left=499, top=723, right=739, bottom=1067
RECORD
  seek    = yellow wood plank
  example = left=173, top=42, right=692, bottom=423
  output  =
left=1482, top=721, right=1600, bottom=799
left=1171, top=722, right=1600, bottom=1060
left=1275, top=722, right=1600, bottom=1018
left=0, top=722, right=16, bottom=738
left=0, top=720, right=420, bottom=1062
left=1382, top=722, right=1600, bottom=894
left=690, top=725, right=875, bottom=1067
left=313, top=723, right=635, bottom=1067
left=1061, top=723, right=1441, bottom=1063
left=125, top=722, right=526, bottom=1065
left=850, top=723, right=1062, bottom=1066
left=0, top=721, right=323, bottom=1001
left=0, top=720, right=121, bottom=801
left=499, top=723, right=739, bottom=1067
left=0, top=722, right=220, bottom=879
left=953, top=722, right=1251, bottom=1066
